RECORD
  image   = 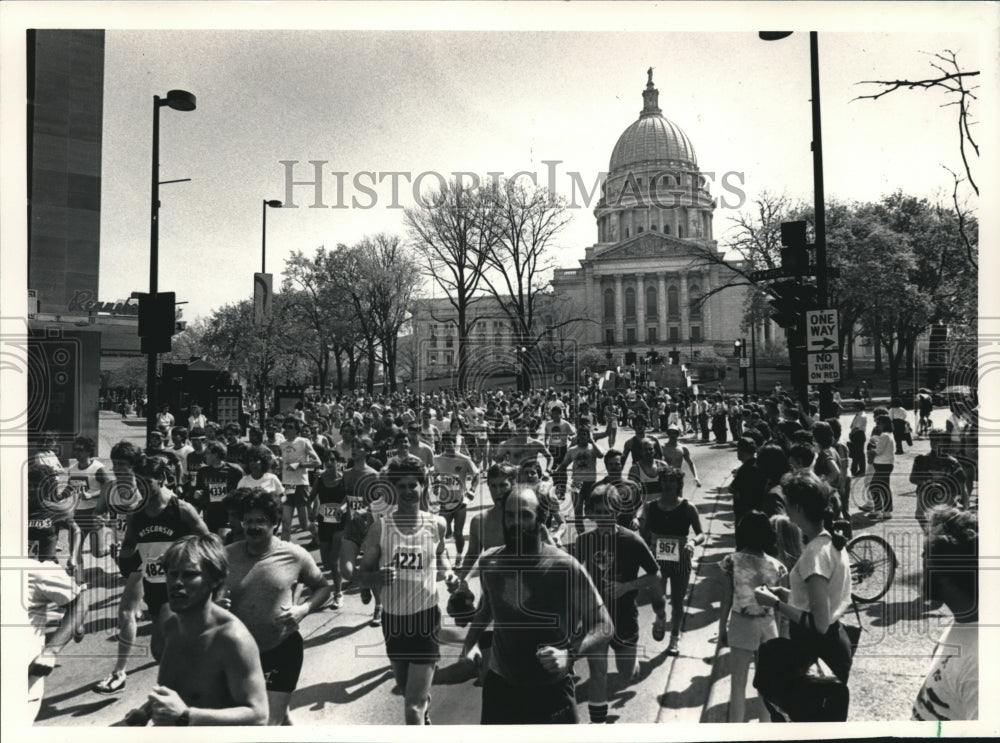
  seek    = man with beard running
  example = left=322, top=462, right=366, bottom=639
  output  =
left=462, top=487, right=614, bottom=724
left=359, top=456, right=458, bottom=725
left=569, top=484, right=666, bottom=723
left=94, top=454, right=209, bottom=695
left=120, top=535, right=268, bottom=726
left=224, top=488, right=331, bottom=725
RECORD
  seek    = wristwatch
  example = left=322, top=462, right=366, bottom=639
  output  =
left=175, top=708, right=191, bottom=726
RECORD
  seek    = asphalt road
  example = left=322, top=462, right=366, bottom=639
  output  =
left=30, top=409, right=961, bottom=725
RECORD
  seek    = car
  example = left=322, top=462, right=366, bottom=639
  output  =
left=940, top=385, right=976, bottom=406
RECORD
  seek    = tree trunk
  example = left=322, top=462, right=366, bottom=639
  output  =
left=348, top=352, right=358, bottom=390
left=334, top=349, right=344, bottom=395
left=846, top=327, right=855, bottom=378
left=905, top=337, right=915, bottom=377
left=366, top=340, right=376, bottom=394
left=873, top=322, right=883, bottom=374
left=457, top=304, right=468, bottom=391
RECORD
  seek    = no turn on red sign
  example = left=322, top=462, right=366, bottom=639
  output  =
left=806, top=309, right=839, bottom=352
left=808, top=351, right=841, bottom=383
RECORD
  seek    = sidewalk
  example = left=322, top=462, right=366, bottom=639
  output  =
left=96, top=410, right=148, bottom=458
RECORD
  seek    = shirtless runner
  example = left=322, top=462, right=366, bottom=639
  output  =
left=120, top=534, right=267, bottom=726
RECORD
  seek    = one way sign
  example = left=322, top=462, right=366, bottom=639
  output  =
left=806, top=309, right=839, bottom=352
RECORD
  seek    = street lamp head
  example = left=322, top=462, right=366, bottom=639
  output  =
left=759, top=31, right=793, bottom=41
left=164, top=90, right=197, bottom=112
left=264, top=199, right=283, bottom=208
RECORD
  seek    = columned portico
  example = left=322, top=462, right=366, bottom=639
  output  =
left=635, top=273, right=646, bottom=343
left=657, top=272, right=667, bottom=341
left=614, top=273, right=624, bottom=344
left=679, top=271, right=689, bottom=340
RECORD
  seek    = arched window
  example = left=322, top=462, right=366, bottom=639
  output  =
left=689, top=284, right=702, bottom=319
left=678, top=223, right=685, bottom=238
left=645, top=285, right=657, bottom=320
left=638, top=225, right=644, bottom=234
left=625, top=287, right=636, bottom=320
left=625, top=227, right=630, bottom=238
left=603, top=288, right=615, bottom=321
left=650, top=224, right=657, bottom=231
left=663, top=224, right=670, bottom=235
left=667, top=286, right=679, bottom=317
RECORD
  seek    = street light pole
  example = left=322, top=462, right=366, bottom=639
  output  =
left=146, top=90, right=196, bottom=436
left=262, top=199, right=282, bottom=274
left=760, top=31, right=834, bottom=417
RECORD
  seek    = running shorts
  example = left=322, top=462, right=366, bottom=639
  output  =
left=259, top=631, right=304, bottom=693
left=283, top=485, right=311, bottom=508
left=381, top=605, right=441, bottom=664
left=142, top=580, right=169, bottom=616
left=481, top=670, right=578, bottom=724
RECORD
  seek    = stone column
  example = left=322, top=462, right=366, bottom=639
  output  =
left=679, top=270, right=689, bottom=341
left=635, top=273, right=646, bottom=343
left=657, top=272, right=668, bottom=341
left=584, top=266, right=596, bottom=344
left=701, top=275, right=712, bottom=342
left=614, top=273, right=624, bottom=345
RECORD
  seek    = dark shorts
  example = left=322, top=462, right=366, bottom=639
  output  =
left=609, top=608, right=640, bottom=650
left=317, top=520, right=346, bottom=542
left=74, top=507, right=105, bottom=532
left=142, top=580, right=169, bottom=616
left=259, top=631, right=304, bottom=693
left=381, top=605, right=441, bottom=664
left=283, top=485, right=311, bottom=508
left=481, top=670, right=578, bottom=724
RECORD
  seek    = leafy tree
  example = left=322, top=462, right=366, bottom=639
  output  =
left=404, top=179, right=499, bottom=390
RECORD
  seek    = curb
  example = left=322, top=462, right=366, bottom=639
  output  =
left=655, top=467, right=735, bottom=723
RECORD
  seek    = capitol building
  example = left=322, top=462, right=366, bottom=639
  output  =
left=411, top=71, right=785, bottom=382
left=550, top=71, right=777, bottom=357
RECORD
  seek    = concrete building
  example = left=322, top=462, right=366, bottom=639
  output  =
left=25, top=30, right=107, bottom=450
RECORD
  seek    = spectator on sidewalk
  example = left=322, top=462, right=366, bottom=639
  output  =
left=912, top=506, right=977, bottom=721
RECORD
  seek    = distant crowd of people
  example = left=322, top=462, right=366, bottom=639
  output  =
left=20, top=380, right=978, bottom=726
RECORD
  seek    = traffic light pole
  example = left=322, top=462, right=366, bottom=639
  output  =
left=146, top=96, right=162, bottom=438
left=810, top=32, right=836, bottom=421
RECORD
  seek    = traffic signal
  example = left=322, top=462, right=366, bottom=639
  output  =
left=733, top=339, right=743, bottom=357
left=136, top=292, right=176, bottom=353
left=767, top=281, right=817, bottom=329
left=780, top=220, right=810, bottom=275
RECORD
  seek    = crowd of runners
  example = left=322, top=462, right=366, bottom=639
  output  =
left=21, top=381, right=979, bottom=725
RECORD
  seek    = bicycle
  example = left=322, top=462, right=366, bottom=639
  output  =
left=846, top=532, right=897, bottom=603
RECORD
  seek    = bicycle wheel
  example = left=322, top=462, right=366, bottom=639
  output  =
left=847, top=534, right=897, bottom=603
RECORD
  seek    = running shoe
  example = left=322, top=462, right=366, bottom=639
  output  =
left=330, top=592, right=342, bottom=610
left=93, top=671, right=127, bottom=694
left=424, top=711, right=432, bottom=725
left=361, top=587, right=373, bottom=605
left=666, top=635, right=680, bottom=656
left=652, top=616, right=667, bottom=642
left=303, top=539, right=320, bottom=550
left=370, top=605, right=383, bottom=627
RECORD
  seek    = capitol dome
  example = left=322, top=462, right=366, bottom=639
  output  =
left=593, top=70, right=714, bottom=246
left=608, top=71, right=697, bottom=174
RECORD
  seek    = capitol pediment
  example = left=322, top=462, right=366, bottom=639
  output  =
left=594, top=232, right=709, bottom=261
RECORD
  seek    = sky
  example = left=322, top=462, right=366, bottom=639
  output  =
left=3, top=2, right=997, bottom=326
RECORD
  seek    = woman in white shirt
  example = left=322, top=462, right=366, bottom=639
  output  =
left=868, top=415, right=896, bottom=520
left=755, top=472, right=855, bottom=703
